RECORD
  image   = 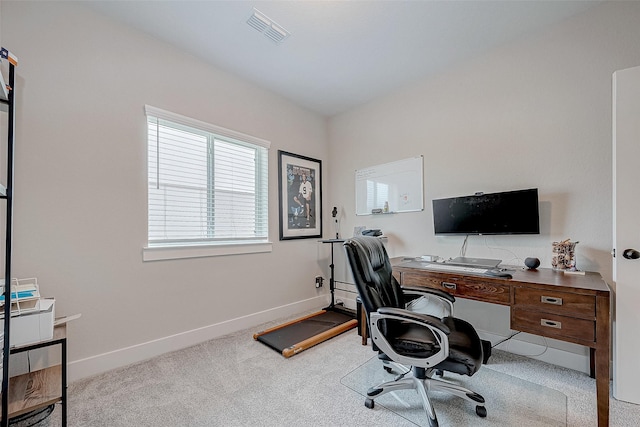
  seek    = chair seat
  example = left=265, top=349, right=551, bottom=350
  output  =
left=436, top=317, right=483, bottom=376
left=387, top=316, right=483, bottom=377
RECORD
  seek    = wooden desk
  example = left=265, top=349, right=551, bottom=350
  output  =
left=392, top=260, right=611, bottom=427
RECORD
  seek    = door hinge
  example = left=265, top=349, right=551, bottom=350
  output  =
left=612, top=248, right=616, bottom=258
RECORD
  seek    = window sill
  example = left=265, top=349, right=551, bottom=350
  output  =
left=142, top=241, right=273, bottom=261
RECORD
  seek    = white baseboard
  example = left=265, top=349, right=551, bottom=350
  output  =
left=76, top=294, right=590, bottom=384
left=68, top=295, right=329, bottom=382
left=478, top=330, right=590, bottom=375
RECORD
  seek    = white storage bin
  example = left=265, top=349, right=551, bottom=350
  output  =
left=0, top=298, right=55, bottom=347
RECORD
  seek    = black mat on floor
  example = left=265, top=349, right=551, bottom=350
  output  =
left=255, top=310, right=356, bottom=357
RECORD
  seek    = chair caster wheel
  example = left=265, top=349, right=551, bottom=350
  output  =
left=365, top=398, right=375, bottom=409
left=383, top=366, right=393, bottom=373
left=476, top=405, right=487, bottom=418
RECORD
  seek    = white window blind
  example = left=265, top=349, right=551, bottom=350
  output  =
left=146, top=106, right=269, bottom=247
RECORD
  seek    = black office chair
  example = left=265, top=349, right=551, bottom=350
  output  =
left=343, top=236, right=486, bottom=427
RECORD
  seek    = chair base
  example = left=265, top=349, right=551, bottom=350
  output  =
left=365, top=366, right=486, bottom=427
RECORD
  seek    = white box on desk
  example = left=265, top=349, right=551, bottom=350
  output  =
left=0, top=298, right=55, bottom=347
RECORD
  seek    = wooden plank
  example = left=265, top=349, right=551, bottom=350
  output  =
left=53, top=323, right=67, bottom=341
left=2, top=366, right=62, bottom=419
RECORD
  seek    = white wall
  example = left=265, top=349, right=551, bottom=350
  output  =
left=328, top=2, right=640, bottom=369
left=4, top=1, right=640, bottom=380
left=2, top=1, right=332, bottom=380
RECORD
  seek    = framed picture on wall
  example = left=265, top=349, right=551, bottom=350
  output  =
left=278, top=150, right=322, bottom=240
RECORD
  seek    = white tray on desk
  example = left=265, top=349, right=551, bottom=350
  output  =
left=0, top=278, right=41, bottom=318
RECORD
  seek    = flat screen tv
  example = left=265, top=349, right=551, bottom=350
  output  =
left=432, top=188, right=540, bottom=235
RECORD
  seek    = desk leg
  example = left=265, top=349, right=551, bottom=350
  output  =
left=356, top=298, right=368, bottom=345
left=595, top=295, right=610, bottom=427
left=360, top=308, right=368, bottom=345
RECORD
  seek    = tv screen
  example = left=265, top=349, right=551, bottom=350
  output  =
left=432, top=188, right=540, bottom=235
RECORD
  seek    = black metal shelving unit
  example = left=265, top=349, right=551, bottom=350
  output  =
left=320, top=239, right=355, bottom=317
left=1, top=46, right=18, bottom=427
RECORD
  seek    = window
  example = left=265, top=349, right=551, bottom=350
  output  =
left=144, top=106, right=270, bottom=260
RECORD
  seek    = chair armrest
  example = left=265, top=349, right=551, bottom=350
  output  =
left=401, top=286, right=455, bottom=303
left=376, top=307, right=450, bottom=335
left=401, top=286, right=455, bottom=316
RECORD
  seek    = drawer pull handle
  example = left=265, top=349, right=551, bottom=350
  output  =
left=541, top=296, right=563, bottom=305
left=442, top=282, right=457, bottom=291
left=541, top=319, right=562, bottom=329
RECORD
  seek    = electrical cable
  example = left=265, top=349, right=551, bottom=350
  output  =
left=510, top=336, right=550, bottom=358
left=459, top=235, right=469, bottom=257
left=497, top=332, right=550, bottom=357
left=491, top=331, right=521, bottom=348
left=483, top=236, right=523, bottom=265
left=394, top=366, right=412, bottom=381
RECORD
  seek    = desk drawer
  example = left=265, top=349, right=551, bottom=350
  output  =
left=401, top=272, right=510, bottom=305
left=514, top=287, right=595, bottom=319
left=511, top=308, right=595, bottom=343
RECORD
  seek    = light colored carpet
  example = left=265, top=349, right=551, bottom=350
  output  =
left=22, top=312, right=640, bottom=426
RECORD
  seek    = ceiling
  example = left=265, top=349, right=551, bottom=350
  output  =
left=85, top=1, right=602, bottom=117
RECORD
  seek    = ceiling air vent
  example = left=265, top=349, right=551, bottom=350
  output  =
left=247, top=9, right=290, bottom=44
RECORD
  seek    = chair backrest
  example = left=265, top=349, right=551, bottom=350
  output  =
left=343, top=236, right=404, bottom=317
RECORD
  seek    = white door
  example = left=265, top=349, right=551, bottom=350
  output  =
left=613, top=65, right=640, bottom=404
